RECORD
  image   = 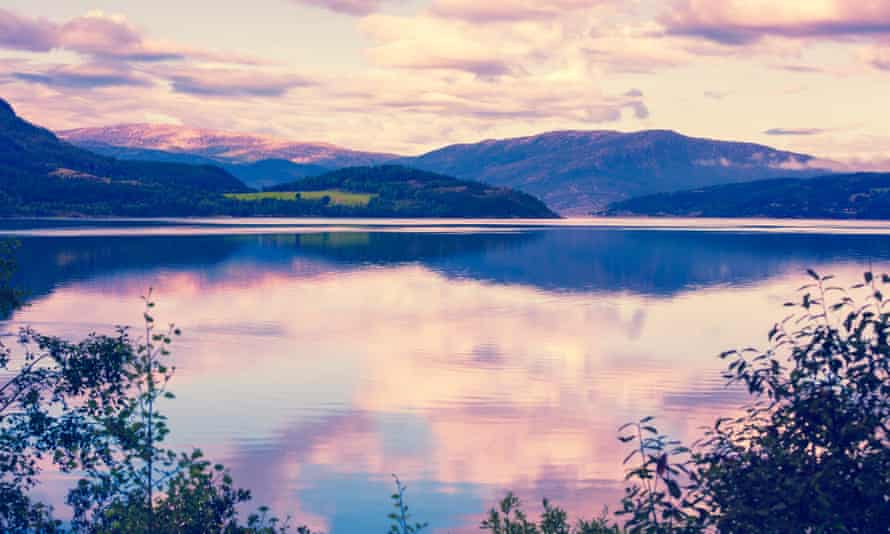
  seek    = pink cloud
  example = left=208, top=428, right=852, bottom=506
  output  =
left=13, top=62, right=151, bottom=89
left=0, top=8, right=261, bottom=65
left=869, top=41, right=890, bottom=70
left=0, top=8, right=58, bottom=51
left=662, top=0, right=890, bottom=44
left=58, top=12, right=183, bottom=62
left=290, top=0, right=387, bottom=16
left=163, top=67, right=315, bottom=97
left=429, top=0, right=598, bottom=22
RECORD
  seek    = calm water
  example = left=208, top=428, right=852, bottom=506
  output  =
left=6, top=217, right=890, bottom=533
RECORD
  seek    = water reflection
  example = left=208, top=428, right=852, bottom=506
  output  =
left=11, top=228, right=890, bottom=309
left=6, top=222, right=890, bottom=533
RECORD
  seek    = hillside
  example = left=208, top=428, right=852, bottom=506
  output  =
left=266, top=165, right=558, bottom=218
left=0, top=100, right=555, bottom=218
left=395, top=130, right=835, bottom=214
left=603, top=172, right=890, bottom=220
left=0, top=98, right=252, bottom=216
left=60, top=124, right=395, bottom=189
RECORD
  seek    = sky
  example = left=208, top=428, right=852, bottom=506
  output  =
left=1, top=1, right=889, bottom=165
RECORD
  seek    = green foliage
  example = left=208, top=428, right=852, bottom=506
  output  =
left=0, top=286, right=313, bottom=532
left=688, top=269, right=890, bottom=531
left=226, top=190, right=376, bottom=207
left=484, top=269, right=890, bottom=533
left=0, top=326, right=137, bottom=531
left=267, top=165, right=558, bottom=218
left=481, top=494, right=619, bottom=534
left=387, top=475, right=427, bottom=534
left=79, top=449, right=295, bottom=534
left=615, top=419, right=699, bottom=533
left=604, top=172, right=890, bottom=219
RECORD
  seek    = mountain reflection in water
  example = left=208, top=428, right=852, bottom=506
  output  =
left=7, top=220, right=890, bottom=533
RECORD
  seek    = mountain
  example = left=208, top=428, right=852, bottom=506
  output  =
left=395, top=130, right=836, bottom=214
left=603, top=172, right=890, bottom=219
left=60, top=124, right=396, bottom=189
left=266, top=165, right=558, bottom=218
left=66, top=141, right=331, bottom=189
left=61, top=125, right=843, bottom=214
left=0, top=98, right=251, bottom=216
left=0, top=100, right=555, bottom=218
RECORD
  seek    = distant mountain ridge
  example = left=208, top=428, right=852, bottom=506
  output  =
left=0, top=99, right=555, bottom=218
left=603, top=172, right=890, bottom=220
left=0, top=97, right=252, bottom=216
left=395, top=130, right=837, bottom=214
left=60, top=123, right=843, bottom=215
left=60, top=123, right=399, bottom=166
left=60, top=124, right=398, bottom=189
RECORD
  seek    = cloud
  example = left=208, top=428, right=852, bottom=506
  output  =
left=289, top=0, right=386, bottom=16
left=359, top=13, right=533, bottom=77
left=662, top=0, right=890, bottom=44
left=0, top=9, right=260, bottom=65
left=429, top=0, right=598, bottom=23
left=868, top=42, right=890, bottom=70
left=764, top=128, right=826, bottom=136
left=165, top=68, right=314, bottom=97
left=770, top=155, right=845, bottom=172
left=774, top=63, right=824, bottom=73
left=58, top=12, right=184, bottom=62
left=627, top=100, right=649, bottom=119
left=582, top=25, right=694, bottom=74
left=12, top=63, right=151, bottom=89
left=0, top=8, right=58, bottom=52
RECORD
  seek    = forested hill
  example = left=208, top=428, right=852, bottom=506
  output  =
left=603, top=172, right=890, bottom=219
left=394, top=129, right=832, bottom=214
left=0, top=99, right=556, bottom=218
left=0, top=98, right=250, bottom=216
left=268, top=165, right=559, bottom=218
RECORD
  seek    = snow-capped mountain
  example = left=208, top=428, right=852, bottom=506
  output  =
left=59, top=124, right=397, bottom=167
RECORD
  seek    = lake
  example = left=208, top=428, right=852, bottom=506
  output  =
left=5, top=217, right=890, bottom=533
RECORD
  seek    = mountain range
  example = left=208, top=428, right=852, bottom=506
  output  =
left=60, top=124, right=395, bottom=189
left=0, top=98, right=553, bottom=218
left=62, top=124, right=840, bottom=214
left=0, top=99, right=249, bottom=216
left=603, top=172, right=890, bottom=220
left=394, top=130, right=836, bottom=213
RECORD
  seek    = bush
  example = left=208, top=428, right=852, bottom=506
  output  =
left=485, top=270, right=890, bottom=533
left=1, top=289, right=312, bottom=533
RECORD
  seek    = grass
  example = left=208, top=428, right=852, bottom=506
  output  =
left=225, top=190, right=376, bottom=207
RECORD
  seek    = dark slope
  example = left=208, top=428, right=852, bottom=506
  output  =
left=69, top=141, right=330, bottom=189
left=0, top=98, right=250, bottom=215
left=395, top=130, right=833, bottom=214
left=604, top=172, right=890, bottom=219
left=0, top=99, right=556, bottom=218
left=269, top=165, right=558, bottom=218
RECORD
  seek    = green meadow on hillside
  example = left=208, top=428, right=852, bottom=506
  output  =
left=224, top=190, right=376, bottom=207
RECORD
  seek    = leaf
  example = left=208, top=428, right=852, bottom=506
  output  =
left=665, top=479, right=682, bottom=499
